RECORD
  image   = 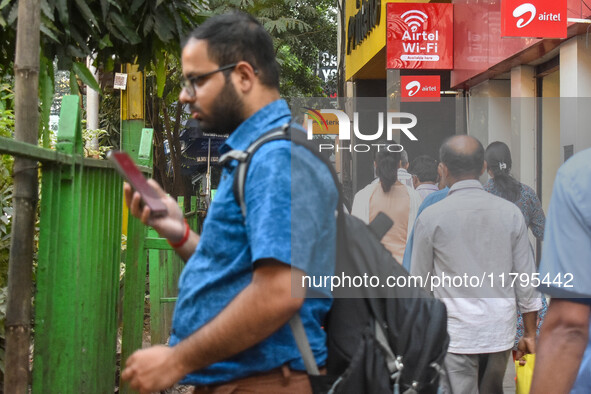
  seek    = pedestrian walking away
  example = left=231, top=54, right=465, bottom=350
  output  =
left=411, top=135, right=541, bottom=394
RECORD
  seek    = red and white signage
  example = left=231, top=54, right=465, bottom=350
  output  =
left=401, top=75, right=440, bottom=102
left=501, top=0, right=567, bottom=39
left=387, top=3, right=453, bottom=70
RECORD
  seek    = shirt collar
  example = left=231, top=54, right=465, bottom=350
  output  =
left=219, top=99, right=291, bottom=155
left=417, top=183, right=439, bottom=191
left=449, top=179, right=484, bottom=194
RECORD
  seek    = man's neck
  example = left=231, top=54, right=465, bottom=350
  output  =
left=243, top=89, right=281, bottom=119
left=447, top=176, right=479, bottom=188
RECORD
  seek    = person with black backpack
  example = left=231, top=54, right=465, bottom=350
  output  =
left=121, top=12, right=337, bottom=393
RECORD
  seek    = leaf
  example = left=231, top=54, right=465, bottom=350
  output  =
left=7, top=1, right=18, bottom=25
left=39, top=26, right=60, bottom=44
left=142, top=15, right=154, bottom=37
left=69, top=70, right=80, bottom=95
left=66, top=44, right=86, bottom=58
left=69, top=26, right=92, bottom=55
left=40, top=0, right=54, bottom=21
left=99, top=0, right=109, bottom=19
left=172, top=9, right=183, bottom=37
left=130, top=0, right=144, bottom=15
left=0, top=0, right=11, bottom=10
left=74, top=0, right=100, bottom=31
left=98, top=34, right=113, bottom=49
left=110, top=12, right=141, bottom=45
left=104, top=56, right=115, bottom=72
left=153, top=13, right=173, bottom=42
left=107, top=0, right=121, bottom=12
left=155, top=51, right=166, bottom=98
left=156, top=0, right=165, bottom=8
left=39, top=56, right=54, bottom=146
left=105, top=19, right=128, bottom=42
left=55, top=0, right=69, bottom=32
left=72, top=62, right=101, bottom=94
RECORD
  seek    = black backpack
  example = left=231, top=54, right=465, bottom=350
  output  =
left=219, top=123, right=450, bottom=394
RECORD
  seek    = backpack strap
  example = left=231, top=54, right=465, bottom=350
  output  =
left=220, top=122, right=345, bottom=217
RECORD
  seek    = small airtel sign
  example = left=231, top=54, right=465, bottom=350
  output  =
left=501, top=0, right=567, bottom=38
left=401, top=75, right=440, bottom=102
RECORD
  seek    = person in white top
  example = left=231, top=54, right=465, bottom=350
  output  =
left=397, top=150, right=414, bottom=188
left=410, top=136, right=540, bottom=394
left=351, top=149, right=421, bottom=263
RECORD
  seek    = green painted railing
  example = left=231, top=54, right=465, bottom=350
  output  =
left=147, top=196, right=198, bottom=346
left=0, top=95, right=156, bottom=393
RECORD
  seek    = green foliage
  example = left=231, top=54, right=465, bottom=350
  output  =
left=82, top=127, right=111, bottom=158
left=208, top=0, right=337, bottom=97
left=0, top=81, right=14, bottom=290
left=39, top=55, right=55, bottom=147
left=1, top=0, right=207, bottom=73
left=98, top=88, right=120, bottom=150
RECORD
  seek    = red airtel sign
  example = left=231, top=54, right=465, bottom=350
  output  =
left=401, top=75, right=440, bottom=102
left=501, top=0, right=567, bottom=38
left=387, top=3, right=453, bottom=70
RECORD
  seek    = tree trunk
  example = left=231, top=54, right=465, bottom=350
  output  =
left=6, top=0, right=40, bottom=393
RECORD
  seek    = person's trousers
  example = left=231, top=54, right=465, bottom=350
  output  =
left=192, top=365, right=317, bottom=394
left=441, top=349, right=511, bottom=394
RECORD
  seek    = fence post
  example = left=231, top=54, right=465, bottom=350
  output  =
left=119, top=128, right=154, bottom=394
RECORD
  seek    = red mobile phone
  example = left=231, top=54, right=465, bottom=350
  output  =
left=107, top=151, right=168, bottom=217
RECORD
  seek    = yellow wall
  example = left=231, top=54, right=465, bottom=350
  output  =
left=345, top=0, right=431, bottom=81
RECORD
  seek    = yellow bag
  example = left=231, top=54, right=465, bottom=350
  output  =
left=515, top=354, right=535, bottom=394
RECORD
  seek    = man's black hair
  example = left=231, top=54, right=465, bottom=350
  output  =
left=408, top=155, right=438, bottom=183
left=183, top=12, right=280, bottom=89
left=439, top=136, right=484, bottom=179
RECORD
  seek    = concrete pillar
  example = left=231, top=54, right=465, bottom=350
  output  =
left=468, top=79, right=511, bottom=151
left=560, top=35, right=591, bottom=158
left=510, top=65, right=536, bottom=187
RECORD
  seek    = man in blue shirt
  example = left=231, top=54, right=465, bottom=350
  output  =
left=531, top=148, right=591, bottom=393
left=121, top=12, right=336, bottom=393
left=402, top=186, right=449, bottom=271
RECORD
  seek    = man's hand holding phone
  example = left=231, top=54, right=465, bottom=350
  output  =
left=123, top=180, right=198, bottom=261
left=109, top=150, right=198, bottom=260
left=123, top=179, right=184, bottom=239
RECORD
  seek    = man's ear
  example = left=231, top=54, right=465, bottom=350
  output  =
left=438, top=162, right=447, bottom=181
left=232, top=61, right=258, bottom=93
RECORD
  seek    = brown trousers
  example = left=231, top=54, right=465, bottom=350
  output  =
left=192, top=365, right=318, bottom=394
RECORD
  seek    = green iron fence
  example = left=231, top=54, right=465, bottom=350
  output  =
left=0, top=94, right=191, bottom=393
left=146, top=196, right=197, bottom=346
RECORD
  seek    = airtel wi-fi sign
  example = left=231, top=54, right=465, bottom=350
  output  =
left=387, top=3, right=453, bottom=70
left=401, top=75, right=440, bottom=102
left=501, top=0, right=567, bottom=38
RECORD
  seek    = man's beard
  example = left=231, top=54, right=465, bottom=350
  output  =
left=199, top=77, right=245, bottom=136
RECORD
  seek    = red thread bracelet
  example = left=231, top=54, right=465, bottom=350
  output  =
left=168, top=219, right=190, bottom=248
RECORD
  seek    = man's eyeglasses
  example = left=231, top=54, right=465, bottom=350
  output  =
left=182, top=63, right=237, bottom=97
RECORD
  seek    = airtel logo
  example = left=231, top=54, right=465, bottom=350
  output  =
left=513, top=3, right=536, bottom=28
left=405, top=81, right=421, bottom=97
